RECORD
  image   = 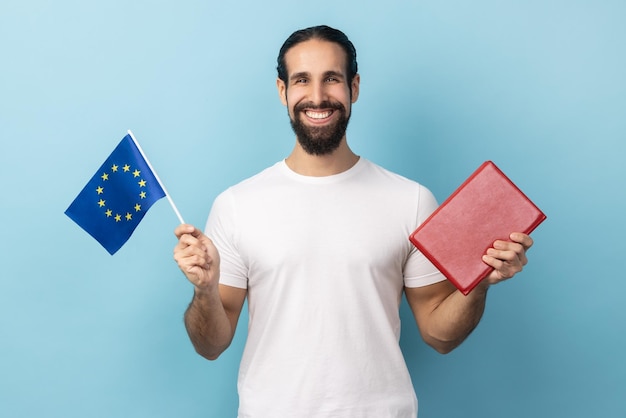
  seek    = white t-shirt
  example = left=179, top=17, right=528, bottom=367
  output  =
left=205, top=158, right=445, bottom=418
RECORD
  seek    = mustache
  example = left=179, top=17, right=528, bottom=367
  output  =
left=293, top=100, right=345, bottom=113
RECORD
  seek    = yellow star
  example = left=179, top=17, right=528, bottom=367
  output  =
left=125, top=212, right=132, bottom=221
left=139, top=191, right=146, bottom=199
left=115, top=214, right=122, bottom=222
left=123, top=164, right=131, bottom=172
left=111, top=164, right=119, bottom=172
left=138, top=179, right=147, bottom=187
left=101, top=173, right=109, bottom=181
left=133, top=169, right=141, bottom=178
left=96, top=186, right=104, bottom=195
left=134, top=203, right=142, bottom=212
left=98, top=199, right=106, bottom=207
left=105, top=209, right=113, bottom=217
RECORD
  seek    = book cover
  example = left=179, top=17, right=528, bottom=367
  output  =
left=409, top=161, right=546, bottom=295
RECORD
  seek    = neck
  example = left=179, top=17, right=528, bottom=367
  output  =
left=285, top=138, right=359, bottom=177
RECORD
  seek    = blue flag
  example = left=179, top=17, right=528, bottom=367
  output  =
left=65, top=134, right=166, bottom=254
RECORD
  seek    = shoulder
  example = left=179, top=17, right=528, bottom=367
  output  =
left=361, top=159, right=417, bottom=184
left=360, top=159, right=435, bottom=197
left=208, top=162, right=282, bottom=215
left=360, top=159, right=440, bottom=224
left=230, top=161, right=285, bottom=190
left=212, top=161, right=285, bottom=203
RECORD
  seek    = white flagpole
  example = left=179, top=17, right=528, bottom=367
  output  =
left=127, top=130, right=185, bottom=224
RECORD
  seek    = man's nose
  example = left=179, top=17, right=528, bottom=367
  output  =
left=309, top=81, right=327, bottom=105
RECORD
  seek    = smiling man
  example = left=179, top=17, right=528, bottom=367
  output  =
left=278, top=36, right=357, bottom=158
left=174, top=25, right=534, bottom=418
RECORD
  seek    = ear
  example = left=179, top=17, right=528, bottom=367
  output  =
left=277, top=78, right=288, bottom=106
left=350, top=74, right=360, bottom=103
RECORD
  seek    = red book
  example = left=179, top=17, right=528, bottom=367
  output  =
left=409, top=161, right=546, bottom=295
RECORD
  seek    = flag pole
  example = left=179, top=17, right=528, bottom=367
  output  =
left=127, top=130, right=185, bottom=224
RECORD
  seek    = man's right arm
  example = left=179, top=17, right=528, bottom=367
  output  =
left=184, top=284, right=246, bottom=360
left=174, top=224, right=247, bottom=360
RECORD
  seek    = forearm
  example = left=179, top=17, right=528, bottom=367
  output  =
left=423, top=282, right=489, bottom=354
left=184, top=286, right=234, bottom=360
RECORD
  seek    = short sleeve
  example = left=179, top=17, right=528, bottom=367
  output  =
left=204, top=189, right=248, bottom=289
left=403, top=185, right=447, bottom=288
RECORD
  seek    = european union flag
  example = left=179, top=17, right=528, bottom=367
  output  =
left=65, top=134, right=166, bottom=254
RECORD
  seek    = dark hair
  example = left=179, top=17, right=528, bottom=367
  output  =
left=276, top=25, right=358, bottom=86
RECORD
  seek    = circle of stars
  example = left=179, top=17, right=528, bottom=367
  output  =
left=95, top=163, right=150, bottom=222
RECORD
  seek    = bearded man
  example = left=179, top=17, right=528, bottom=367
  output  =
left=174, top=25, right=533, bottom=418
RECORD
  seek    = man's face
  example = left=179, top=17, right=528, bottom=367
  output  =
left=277, top=39, right=360, bottom=156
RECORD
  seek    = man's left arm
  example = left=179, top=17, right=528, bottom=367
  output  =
left=405, top=232, right=533, bottom=354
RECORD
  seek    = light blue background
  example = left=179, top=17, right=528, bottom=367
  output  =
left=1, top=1, right=624, bottom=417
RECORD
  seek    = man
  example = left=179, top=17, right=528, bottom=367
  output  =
left=174, top=25, right=533, bottom=418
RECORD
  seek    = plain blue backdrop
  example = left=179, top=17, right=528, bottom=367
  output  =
left=1, top=1, right=624, bottom=417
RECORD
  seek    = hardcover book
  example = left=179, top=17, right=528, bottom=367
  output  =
left=409, top=161, right=546, bottom=295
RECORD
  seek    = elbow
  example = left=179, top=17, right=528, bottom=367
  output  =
left=427, top=339, right=458, bottom=355
left=422, top=333, right=464, bottom=355
left=192, top=341, right=231, bottom=361
left=420, top=319, right=480, bottom=355
left=195, top=346, right=227, bottom=361
left=431, top=341, right=457, bottom=355
left=198, top=347, right=220, bottom=361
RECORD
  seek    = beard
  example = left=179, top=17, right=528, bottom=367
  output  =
left=289, top=100, right=351, bottom=156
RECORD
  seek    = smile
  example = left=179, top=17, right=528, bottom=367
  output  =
left=305, top=110, right=333, bottom=120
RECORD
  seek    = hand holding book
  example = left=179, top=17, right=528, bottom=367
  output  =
left=482, top=231, right=533, bottom=283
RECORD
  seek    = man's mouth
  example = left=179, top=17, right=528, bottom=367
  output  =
left=304, top=110, right=333, bottom=120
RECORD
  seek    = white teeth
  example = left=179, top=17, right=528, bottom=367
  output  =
left=305, top=110, right=332, bottom=119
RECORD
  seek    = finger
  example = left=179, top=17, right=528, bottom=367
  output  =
left=483, top=255, right=508, bottom=280
left=174, top=246, right=212, bottom=275
left=485, top=246, right=524, bottom=274
left=510, top=232, right=533, bottom=251
left=486, top=245, right=520, bottom=262
left=177, top=232, right=201, bottom=248
left=175, top=238, right=211, bottom=262
left=492, top=240, right=528, bottom=266
left=518, top=249, right=528, bottom=266
left=174, top=223, right=196, bottom=239
left=482, top=255, right=518, bottom=280
left=174, top=242, right=204, bottom=260
left=178, top=231, right=213, bottom=256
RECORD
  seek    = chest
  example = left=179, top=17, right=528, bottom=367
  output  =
left=234, top=184, right=413, bottom=286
